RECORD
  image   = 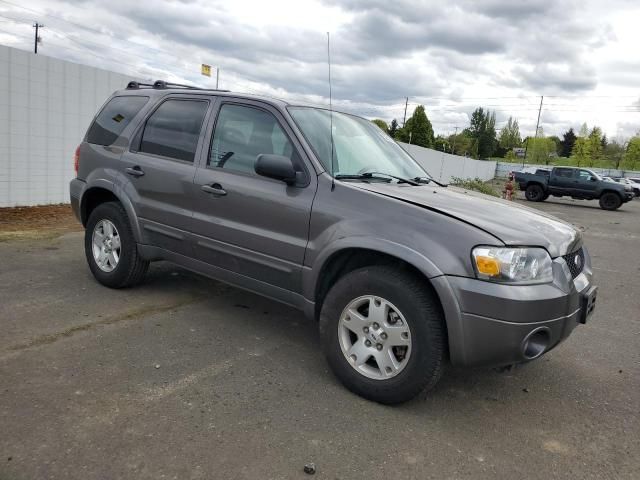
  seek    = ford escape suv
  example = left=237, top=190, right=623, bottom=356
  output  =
left=70, top=80, right=597, bottom=404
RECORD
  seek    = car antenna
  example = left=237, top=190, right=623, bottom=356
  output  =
left=327, top=32, right=336, bottom=192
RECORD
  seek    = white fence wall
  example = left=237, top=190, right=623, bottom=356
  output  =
left=495, top=162, right=640, bottom=179
left=0, top=45, right=136, bottom=207
left=399, top=142, right=497, bottom=183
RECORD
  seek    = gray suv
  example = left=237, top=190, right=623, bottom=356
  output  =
left=70, top=81, right=597, bottom=404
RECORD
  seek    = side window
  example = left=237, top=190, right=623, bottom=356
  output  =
left=87, top=96, right=149, bottom=146
left=209, top=104, right=296, bottom=174
left=555, top=168, right=573, bottom=178
left=578, top=170, right=592, bottom=181
left=139, top=99, right=209, bottom=162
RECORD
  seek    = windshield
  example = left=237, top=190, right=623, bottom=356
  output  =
left=288, top=107, right=429, bottom=180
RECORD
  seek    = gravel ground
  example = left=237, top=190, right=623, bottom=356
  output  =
left=0, top=197, right=638, bottom=480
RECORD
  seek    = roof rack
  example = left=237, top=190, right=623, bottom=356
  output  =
left=126, top=80, right=229, bottom=92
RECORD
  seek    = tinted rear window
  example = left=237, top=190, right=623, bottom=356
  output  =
left=554, top=168, right=574, bottom=178
left=87, top=96, right=149, bottom=146
left=139, top=99, right=209, bottom=162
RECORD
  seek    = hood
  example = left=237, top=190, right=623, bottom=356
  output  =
left=352, top=183, right=581, bottom=258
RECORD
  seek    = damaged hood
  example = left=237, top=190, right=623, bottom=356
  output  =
left=352, top=183, right=582, bottom=257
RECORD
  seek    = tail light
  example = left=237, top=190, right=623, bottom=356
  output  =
left=74, top=145, right=80, bottom=176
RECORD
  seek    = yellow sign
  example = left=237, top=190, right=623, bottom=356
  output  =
left=201, top=64, right=211, bottom=77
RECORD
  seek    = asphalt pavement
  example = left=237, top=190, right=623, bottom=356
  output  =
left=1, top=196, right=639, bottom=479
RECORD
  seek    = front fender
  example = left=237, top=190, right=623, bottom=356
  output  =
left=302, top=236, right=445, bottom=303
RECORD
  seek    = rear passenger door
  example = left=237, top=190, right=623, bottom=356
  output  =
left=119, top=96, right=212, bottom=255
left=550, top=167, right=575, bottom=194
left=190, top=99, right=317, bottom=294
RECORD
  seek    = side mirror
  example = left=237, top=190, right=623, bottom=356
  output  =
left=590, top=176, right=597, bottom=182
left=255, top=154, right=297, bottom=185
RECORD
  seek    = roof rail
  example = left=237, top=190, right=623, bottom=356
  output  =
left=126, top=80, right=230, bottom=92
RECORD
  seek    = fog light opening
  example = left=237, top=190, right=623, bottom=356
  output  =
left=522, top=328, right=551, bottom=360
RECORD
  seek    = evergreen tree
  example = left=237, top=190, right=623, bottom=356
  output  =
left=396, top=105, right=434, bottom=148
left=560, top=128, right=577, bottom=157
left=389, top=119, right=399, bottom=138
left=468, top=107, right=498, bottom=159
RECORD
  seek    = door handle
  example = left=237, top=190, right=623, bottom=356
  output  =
left=201, top=183, right=227, bottom=196
left=126, top=166, right=145, bottom=177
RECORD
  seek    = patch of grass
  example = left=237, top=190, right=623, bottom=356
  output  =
left=450, top=177, right=501, bottom=197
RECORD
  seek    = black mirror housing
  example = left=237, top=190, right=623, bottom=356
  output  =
left=255, top=154, right=298, bottom=185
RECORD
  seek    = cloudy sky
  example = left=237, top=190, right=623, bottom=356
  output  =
left=0, top=0, right=639, bottom=139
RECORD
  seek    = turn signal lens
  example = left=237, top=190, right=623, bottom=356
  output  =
left=471, top=246, right=553, bottom=284
left=475, top=256, right=500, bottom=276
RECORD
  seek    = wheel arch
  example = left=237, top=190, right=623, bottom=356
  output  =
left=80, top=184, right=144, bottom=242
left=306, top=241, right=453, bottom=354
left=599, top=189, right=623, bottom=199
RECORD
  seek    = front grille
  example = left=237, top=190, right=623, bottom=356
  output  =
left=562, top=248, right=585, bottom=279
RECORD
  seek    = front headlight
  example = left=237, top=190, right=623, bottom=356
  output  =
left=472, top=246, right=553, bottom=284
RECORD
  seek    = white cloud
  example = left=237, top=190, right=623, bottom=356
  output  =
left=0, top=0, right=638, bottom=138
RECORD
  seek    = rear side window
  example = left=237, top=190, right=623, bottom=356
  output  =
left=554, top=168, right=574, bottom=178
left=139, top=99, right=209, bottom=162
left=87, top=96, right=149, bottom=146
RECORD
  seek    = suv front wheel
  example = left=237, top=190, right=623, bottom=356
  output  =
left=85, top=202, right=149, bottom=288
left=319, top=266, right=445, bottom=404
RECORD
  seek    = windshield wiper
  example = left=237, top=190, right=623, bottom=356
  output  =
left=335, top=172, right=421, bottom=186
left=413, top=176, right=448, bottom=187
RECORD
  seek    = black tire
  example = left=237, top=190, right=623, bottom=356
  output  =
left=541, top=192, right=550, bottom=201
left=525, top=184, right=545, bottom=202
left=599, top=192, right=622, bottom=211
left=84, top=202, right=149, bottom=288
left=319, top=266, right=445, bottom=404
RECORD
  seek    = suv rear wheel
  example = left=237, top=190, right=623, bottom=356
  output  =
left=319, top=266, right=445, bottom=404
left=525, top=184, right=545, bottom=202
left=85, top=202, right=149, bottom=288
left=599, top=192, right=622, bottom=211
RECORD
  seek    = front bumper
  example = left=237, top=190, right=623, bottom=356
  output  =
left=432, top=248, right=595, bottom=367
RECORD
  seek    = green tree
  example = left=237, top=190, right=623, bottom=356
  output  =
left=467, top=107, right=497, bottom=159
left=389, top=119, right=399, bottom=138
left=604, top=139, right=626, bottom=169
left=527, top=130, right=556, bottom=165
left=621, top=137, right=640, bottom=170
left=587, top=127, right=603, bottom=166
left=498, top=116, right=522, bottom=150
left=434, top=135, right=450, bottom=152
left=371, top=119, right=388, bottom=133
left=448, top=132, right=473, bottom=156
left=548, top=135, right=562, bottom=156
left=560, top=128, right=577, bottom=157
left=397, top=105, right=435, bottom=148
left=571, top=137, right=591, bottom=167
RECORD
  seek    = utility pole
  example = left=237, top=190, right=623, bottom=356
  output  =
left=451, top=126, right=459, bottom=154
left=402, top=97, right=408, bottom=127
left=33, top=23, right=44, bottom=54
left=216, top=68, right=219, bottom=89
left=524, top=95, right=543, bottom=164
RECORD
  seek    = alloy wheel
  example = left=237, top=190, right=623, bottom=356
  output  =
left=91, top=219, right=121, bottom=272
left=337, top=295, right=412, bottom=380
